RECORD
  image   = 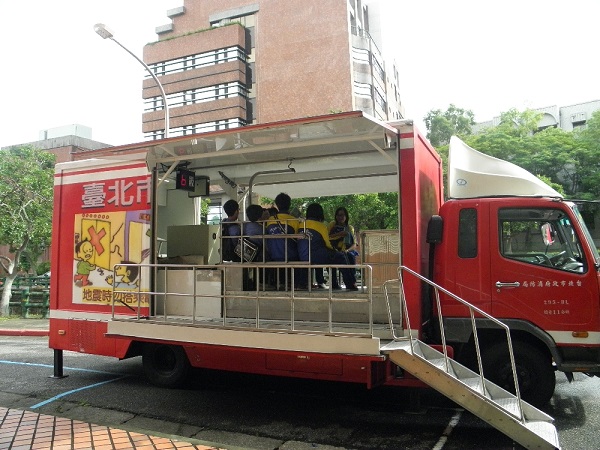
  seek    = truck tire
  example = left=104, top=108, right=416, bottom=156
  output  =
left=142, top=343, right=190, bottom=388
left=481, top=341, right=555, bottom=407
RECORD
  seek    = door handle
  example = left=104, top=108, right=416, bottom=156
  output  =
left=495, top=281, right=520, bottom=288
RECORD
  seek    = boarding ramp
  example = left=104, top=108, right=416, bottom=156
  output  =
left=381, top=266, right=560, bottom=449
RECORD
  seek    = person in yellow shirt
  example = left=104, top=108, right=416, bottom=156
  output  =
left=298, top=203, right=357, bottom=290
left=265, top=193, right=300, bottom=262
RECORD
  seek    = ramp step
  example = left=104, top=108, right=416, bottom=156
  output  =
left=384, top=339, right=560, bottom=449
left=380, top=339, right=412, bottom=352
left=525, top=421, right=560, bottom=449
left=493, top=397, right=521, bottom=418
left=458, top=376, right=488, bottom=396
left=427, top=357, right=456, bottom=377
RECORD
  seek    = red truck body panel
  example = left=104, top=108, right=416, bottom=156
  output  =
left=48, top=112, right=442, bottom=389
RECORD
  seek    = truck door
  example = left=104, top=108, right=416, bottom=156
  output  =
left=490, top=203, right=600, bottom=333
left=434, top=200, right=493, bottom=316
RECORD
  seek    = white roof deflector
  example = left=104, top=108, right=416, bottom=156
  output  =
left=448, top=136, right=563, bottom=199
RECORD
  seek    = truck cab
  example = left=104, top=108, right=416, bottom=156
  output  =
left=433, top=137, right=600, bottom=405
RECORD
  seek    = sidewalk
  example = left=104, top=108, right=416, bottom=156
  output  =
left=0, top=318, right=227, bottom=450
left=0, top=318, right=49, bottom=336
left=0, top=407, right=222, bottom=449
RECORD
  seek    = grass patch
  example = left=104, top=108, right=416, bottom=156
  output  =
left=0, top=315, right=23, bottom=321
left=0, top=315, right=44, bottom=321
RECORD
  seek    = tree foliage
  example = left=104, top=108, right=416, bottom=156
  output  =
left=424, top=104, right=475, bottom=147
left=0, top=146, right=55, bottom=316
left=571, top=111, right=600, bottom=199
left=463, top=109, right=599, bottom=199
left=425, top=105, right=600, bottom=200
left=260, top=193, right=399, bottom=234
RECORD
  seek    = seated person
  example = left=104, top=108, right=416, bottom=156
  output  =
left=266, top=193, right=300, bottom=289
left=266, top=192, right=300, bottom=262
left=328, top=206, right=359, bottom=289
left=298, top=203, right=358, bottom=290
left=221, top=199, right=241, bottom=262
left=243, top=204, right=266, bottom=262
left=239, top=204, right=266, bottom=290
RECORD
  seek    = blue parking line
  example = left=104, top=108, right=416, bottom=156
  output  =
left=0, top=360, right=130, bottom=409
left=0, top=360, right=127, bottom=376
left=30, top=376, right=128, bottom=409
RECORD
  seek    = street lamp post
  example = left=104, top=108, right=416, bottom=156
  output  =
left=93, top=23, right=169, bottom=138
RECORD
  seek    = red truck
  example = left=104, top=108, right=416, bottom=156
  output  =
left=49, top=111, right=586, bottom=448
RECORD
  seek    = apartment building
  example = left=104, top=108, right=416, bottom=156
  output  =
left=142, top=0, right=404, bottom=140
left=473, top=100, right=600, bottom=134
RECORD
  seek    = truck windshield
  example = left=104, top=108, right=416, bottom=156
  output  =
left=570, top=203, right=600, bottom=266
left=499, top=207, right=588, bottom=273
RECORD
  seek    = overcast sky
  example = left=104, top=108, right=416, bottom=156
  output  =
left=1, top=0, right=599, bottom=149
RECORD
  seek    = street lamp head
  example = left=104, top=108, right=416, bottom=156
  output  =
left=94, top=23, right=114, bottom=39
left=93, top=20, right=169, bottom=138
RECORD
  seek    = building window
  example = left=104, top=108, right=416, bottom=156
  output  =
left=352, top=47, right=370, bottom=64
left=144, top=118, right=246, bottom=141
left=372, top=55, right=384, bottom=81
left=374, top=87, right=386, bottom=111
left=147, top=46, right=246, bottom=78
left=144, top=82, right=248, bottom=112
left=353, top=81, right=372, bottom=98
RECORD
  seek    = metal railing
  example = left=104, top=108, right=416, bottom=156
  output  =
left=110, top=262, right=374, bottom=337
left=384, top=265, right=524, bottom=422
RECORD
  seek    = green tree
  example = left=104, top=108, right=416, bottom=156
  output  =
left=496, top=108, right=542, bottom=138
left=424, top=104, right=475, bottom=147
left=198, top=197, right=211, bottom=224
left=293, top=194, right=399, bottom=231
left=464, top=109, right=587, bottom=197
left=573, top=110, right=600, bottom=198
left=262, top=193, right=399, bottom=233
left=464, top=109, right=543, bottom=162
left=0, top=146, right=55, bottom=316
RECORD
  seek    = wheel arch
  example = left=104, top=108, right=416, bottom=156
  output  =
left=141, top=341, right=192, bottom=388
left=444, top=317, right=561, bottom=366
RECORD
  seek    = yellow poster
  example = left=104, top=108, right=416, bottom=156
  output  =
left=72, top=210, right=151, bottom=306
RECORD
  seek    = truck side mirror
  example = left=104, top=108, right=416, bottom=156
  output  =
left=541, top=223, right=554, bottom=246
left=427, top=215, right=443, bottom=244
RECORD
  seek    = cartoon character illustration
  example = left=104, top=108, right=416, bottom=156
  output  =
left=73, top=240, right=96, bottom=287
left=105, top=261, right=140, bottom=288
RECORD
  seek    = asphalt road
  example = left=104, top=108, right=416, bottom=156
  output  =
left=1, top=335, right=599, bottom=449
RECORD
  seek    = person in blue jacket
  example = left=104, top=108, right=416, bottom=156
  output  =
left=265, top=193, right=300, bottom=262
left=221, top=199, right=241, bottom=262
left=265, top=193, right=301, bottom=289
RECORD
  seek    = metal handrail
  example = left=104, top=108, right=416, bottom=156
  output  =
left=384, top=265, right=524, bottom=423
left=110, top=262, right=374, bottom=338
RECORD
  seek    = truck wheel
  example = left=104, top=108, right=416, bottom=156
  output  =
left=481, top=341, right=555, bottom=407
left=142, top=344, right=190, bottom=388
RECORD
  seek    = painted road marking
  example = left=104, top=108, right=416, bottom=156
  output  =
left=0, top=360, right=130, bottom=409
left=432, top=409, right=462, bottom=450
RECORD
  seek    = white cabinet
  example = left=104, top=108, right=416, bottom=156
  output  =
left=155, top=268, right=221, bottom=318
